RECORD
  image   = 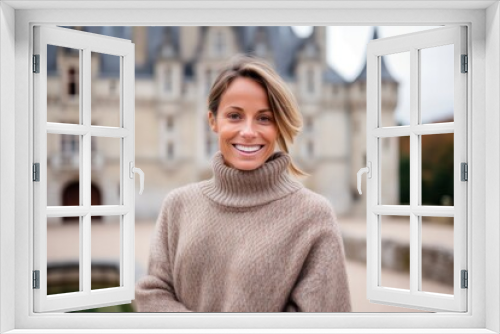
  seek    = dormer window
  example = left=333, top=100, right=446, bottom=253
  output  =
left=214, top=31, right=226, bottom=56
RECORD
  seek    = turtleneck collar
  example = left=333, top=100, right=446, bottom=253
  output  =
left=199, top=151, right=303, bottom=208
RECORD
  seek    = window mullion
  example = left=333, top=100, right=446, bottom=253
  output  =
left=82, top=47, right=92, bottom=294
left=409, top=47, right=419, bottom=294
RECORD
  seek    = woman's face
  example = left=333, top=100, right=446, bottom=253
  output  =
left=208, top=77, right=279, bottom=171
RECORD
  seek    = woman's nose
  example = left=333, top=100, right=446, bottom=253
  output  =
left=240, top=120, right=257, bottom=138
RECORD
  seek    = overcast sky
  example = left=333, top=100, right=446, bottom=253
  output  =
left=292, top=26, right=454, bottom=125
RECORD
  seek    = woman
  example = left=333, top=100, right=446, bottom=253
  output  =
left=135, top=55, right=351, bottom=312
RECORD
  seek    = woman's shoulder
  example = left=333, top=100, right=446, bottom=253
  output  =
left=293, top=187, right=335, bottom=211
left=289, top=187, right=339, bottom=227
left=160, top=182, right=205, bottom=208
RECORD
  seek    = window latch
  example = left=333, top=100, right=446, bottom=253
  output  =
left=129, top=162, right=144, bottom=195
left=357, top=161, right=372, bottom=195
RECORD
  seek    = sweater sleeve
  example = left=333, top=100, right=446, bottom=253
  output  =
left=135, top=197, right=192, bottom=312
left=285, top=212, right=352, bottom=313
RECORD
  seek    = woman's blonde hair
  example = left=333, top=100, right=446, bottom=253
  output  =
left=208, top=55, right=307, bottom=177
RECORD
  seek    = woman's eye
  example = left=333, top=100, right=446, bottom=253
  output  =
left=228, top=113, right=241, bottom=120
left=258, top=116, right=273, bottom=122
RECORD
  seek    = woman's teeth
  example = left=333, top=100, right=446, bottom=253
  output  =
left=234, top=144, right=262, bottom=153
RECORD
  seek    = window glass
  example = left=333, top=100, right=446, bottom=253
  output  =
left=91, top=216, right=121, bottom=290
left=47, top=134, right=81, bottom=206
left=47, top=45, right=80, bottom=124
left=91, top=137, right=121, bottom=205
left=380, top=215, right=410, bottom=290
left=47, top=217, right=81, bottom=295
left=380, top=136, right=409, bottom=205
left=381, top=52, right=409, bottom=127
left=421, top=134, right=454, bottom=206
left=420, top=44, right=454, bottom=124
left=91, top=52, right=121, bottom=128
left=420, top=216, right=454, bottom=294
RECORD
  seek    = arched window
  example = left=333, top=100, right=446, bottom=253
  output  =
left=68, top=67, right=77, bottom=95
left=167, top=141, right=175, bottom=160
left=165, top=67, right=172, bottom=93
left=166, top=115, right=174, bottom=131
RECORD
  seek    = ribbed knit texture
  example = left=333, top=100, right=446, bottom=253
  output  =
left=135, top=152, right=351, bottom=312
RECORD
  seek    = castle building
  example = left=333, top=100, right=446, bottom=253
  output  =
left=46, top=26, right=398, bottom=220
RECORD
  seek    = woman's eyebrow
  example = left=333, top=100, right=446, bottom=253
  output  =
left=227, top=106, right=271, bottom=113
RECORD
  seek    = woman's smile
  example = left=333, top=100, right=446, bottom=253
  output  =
left=233, top=144, right=264, bottom=154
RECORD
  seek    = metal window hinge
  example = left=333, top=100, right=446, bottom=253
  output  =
left=33, top=55, right=40, bottom=73
left=461, top=54, right=468, bottom=73
left=461, top=162, right=468, bottom=181
left=33, top=270, right=40, bottom=289
left=33, top=163, right=40, bottom=182
left=461, top=270, right=468, bottom=289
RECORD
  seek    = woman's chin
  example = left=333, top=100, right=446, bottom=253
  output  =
left=226, top=159, right=265, bottom=171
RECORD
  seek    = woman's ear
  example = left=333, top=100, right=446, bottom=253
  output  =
left=208, top=111, right=218, bottom=133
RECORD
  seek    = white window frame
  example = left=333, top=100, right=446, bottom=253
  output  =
left=366, top=26, right=467, bottom=312
left=33, top=25, right=136, bottom=313
left=0, top=2, right=499, bottom=334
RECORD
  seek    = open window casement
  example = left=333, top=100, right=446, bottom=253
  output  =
left=359, top=25, right=467, bottom=312
left=33, top=26, right=142, bottom=312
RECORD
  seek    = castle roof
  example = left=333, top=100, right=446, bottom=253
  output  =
left=354, top=27, right=397, bottom=83
left=48, top=26, right=348, bottom=84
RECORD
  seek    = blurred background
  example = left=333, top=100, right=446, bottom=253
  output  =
left=45, top=26, right=455, bottom=312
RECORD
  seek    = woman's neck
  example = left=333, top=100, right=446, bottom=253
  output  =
left=199, top=151, right=303, bottom=208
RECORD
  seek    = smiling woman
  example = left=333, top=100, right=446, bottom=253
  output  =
left=134, top=55, right=352, bottom=312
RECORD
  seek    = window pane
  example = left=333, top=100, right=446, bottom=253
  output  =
left=420, top=44, right=454, bottom=124
left=91, top=216, right=121, bottom=290
left=421, top=133, right=454, bottom=206
left=421, top=216, right=454, bottom=294
left=47, top=44, right=80, bottom=124
left=91, top=52, right=121, bottom=127
left=380, top=136, right=409, bottom=205
left=47, top=217, right=80, bottom=295
left=91, top=137, right=121, bottom=205
left=380, top=215, right=410, bottom=290
left=381, top=52, right=409, bottom=127
left=47, top=133, right=80, bottom=207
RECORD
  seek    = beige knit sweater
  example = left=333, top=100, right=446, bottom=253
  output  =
left=135, top=152, right=351, bottom=312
